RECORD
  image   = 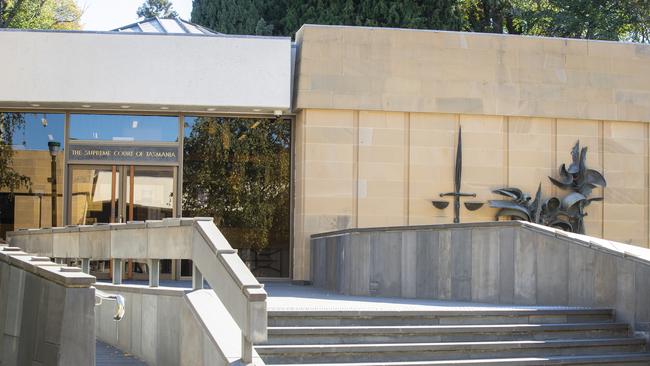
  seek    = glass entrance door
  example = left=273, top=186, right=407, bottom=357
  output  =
left=69, top=165, right=175, bottom=225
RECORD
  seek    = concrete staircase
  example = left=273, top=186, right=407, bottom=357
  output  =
left=257, top=307, right=650, bottom=365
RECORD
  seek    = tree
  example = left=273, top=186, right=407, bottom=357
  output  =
left=0, top=0, right=81, bottom=192
left=461, top=0, right=516, bottom=34
left=507, top=0, right=645, bottom=41
left=191, top=0, right=464, bottom=37
left=191, top=0, right=650, bottom=42
left=137, top=0, right=178, bottom=19
left=182, top=117, right=291, bottom=255
left=0, top=113, right=30, bottom=193
left=460, top=0, right=650, bottom=42
left=191, top=0, right=272, bottom=35
left=0, top=0, right=81, bottom=29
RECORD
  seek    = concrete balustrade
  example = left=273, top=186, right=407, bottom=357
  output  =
left=311, top=221, right=650, bottom=334
left=94, top=284, right=266, bottom=366
left=7, top=218, right=196, bottom=287
left=192, top=220, right=268, bottom=363
left=0, top=245, right=96, bottom=366
left=7, top=217, right=268, bottom=365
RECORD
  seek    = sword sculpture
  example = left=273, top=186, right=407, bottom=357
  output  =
left=433, top=126, right=481, bottom=223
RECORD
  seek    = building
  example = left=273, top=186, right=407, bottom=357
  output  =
left=2, top=19, right=650, bottom=283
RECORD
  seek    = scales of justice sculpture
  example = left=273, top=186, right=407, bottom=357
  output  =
left=431, top=127, right=606, bottom=234
left=431, top=127, right=484, bottom=223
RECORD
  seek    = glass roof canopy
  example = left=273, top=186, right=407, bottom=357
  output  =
left=112, top=16, right=219, bottom=35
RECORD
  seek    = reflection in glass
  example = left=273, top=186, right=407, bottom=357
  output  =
left=0, top=112, right=65, bottom=238
left=70, top=166, right=120, bottom=225
left=69, top=114, right=179, bottom=142
left=127, top=166, right=174, bottom=221
left=183, top=116, right=291, bottom=277
left=69, top=165, right=175, bottom=225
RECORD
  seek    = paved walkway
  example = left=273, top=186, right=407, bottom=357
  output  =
left=96, top=340, right=147, bottom=365
left=263, top=282, right=599, bottom=312
left=98, top=279, right=599, bottom=312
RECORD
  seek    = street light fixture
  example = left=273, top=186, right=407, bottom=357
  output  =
left=48, top=141, right=60, bottom=227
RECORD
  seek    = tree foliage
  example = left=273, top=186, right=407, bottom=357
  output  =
left=0, top=114, right=30, bottom=192
left=137, top=0, right=178, bottom=19
left=0, top=0, right=81, bottom=29
left=182, top=117, right=290, bottom=252
left=0, top=0, right=80, bottom=192
left=191, top=0, right=650, bottom=42
left=191, top=0, right=464, bottom=36
left=460, top=0, right=650, bottom=41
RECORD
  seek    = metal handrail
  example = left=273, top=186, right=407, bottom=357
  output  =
left=95, top=289, right=125, bottom=321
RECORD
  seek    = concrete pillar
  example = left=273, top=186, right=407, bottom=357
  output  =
left=192, top=264, right=203, bottom=290
left=81, top=258, right=90, bottom=274
left=112, top=259, right=123, bottom=285
left=241, top=335, right=253, bottom=364
left=149, top=259, right=160, bottom=288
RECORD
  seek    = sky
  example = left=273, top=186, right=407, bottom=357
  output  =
left=79, top=0, right=193, bottom=31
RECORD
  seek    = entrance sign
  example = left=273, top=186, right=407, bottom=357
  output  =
left=68, top=144, right=179, bottom=164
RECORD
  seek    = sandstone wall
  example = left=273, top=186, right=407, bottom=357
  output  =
left=293, top=25, right=650, bottom=281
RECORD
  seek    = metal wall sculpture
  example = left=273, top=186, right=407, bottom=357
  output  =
left=489, top=141, right=606, bottom=234
left=432, top=127, right=484, bottom=223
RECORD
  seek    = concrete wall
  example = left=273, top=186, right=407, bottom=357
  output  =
left=0, top=29, right=292, bottom=113
left=311, top=221, right=650, bottom=332
left=9, top=218, right=268, bottom=365
left=0, top=246, right=96, bottom=366
left=95, top=284, right=264, bottom=366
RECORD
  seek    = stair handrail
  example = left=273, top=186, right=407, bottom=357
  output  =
left=95, top=289, right=126, bottom=321
left=190, top=218, right=267, bottom=365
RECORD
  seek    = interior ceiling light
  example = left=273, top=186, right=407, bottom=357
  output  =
left=31, top=104, right=40, bottom=107
left=160, top=106, right=169, bottom=110
left=206, top=108, right=216, bottom=111
left=82, top=104, right=91, bottom=108
left=253, top=109, right=262, bottom=112
left=120, top=105, right=130, bottom=109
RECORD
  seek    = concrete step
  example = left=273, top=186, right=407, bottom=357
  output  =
left=256, top=338, right=647, bottom=364
left=262, top=352, right=650, bottom=365
left=267, top=309, right=614, bottom=327
left=264, top=323, right=630, bottom=344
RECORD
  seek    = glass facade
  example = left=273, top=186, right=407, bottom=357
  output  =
left=69, top=165, right=175, bottom=225
left=183, top=116, right=291, bottom=277
left=0, top=111, right=292, bottom=279
left=69, top=114, right=179, bottom=142
left=0, top=113, right=65, bottom=238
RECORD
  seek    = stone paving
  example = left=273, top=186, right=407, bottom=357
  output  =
left=263, top=282, right=599, bottom=312
left=96, top=340, right=147, bottom=365
left=99, top=279, right=599, bottom=312
left=92, top=280, right=606, bottom=365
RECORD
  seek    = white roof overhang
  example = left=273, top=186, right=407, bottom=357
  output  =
left=0, top=30, right=292, bottom=115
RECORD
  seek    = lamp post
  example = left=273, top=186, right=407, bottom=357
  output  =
left=48, top=141, right=60, bottom=227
